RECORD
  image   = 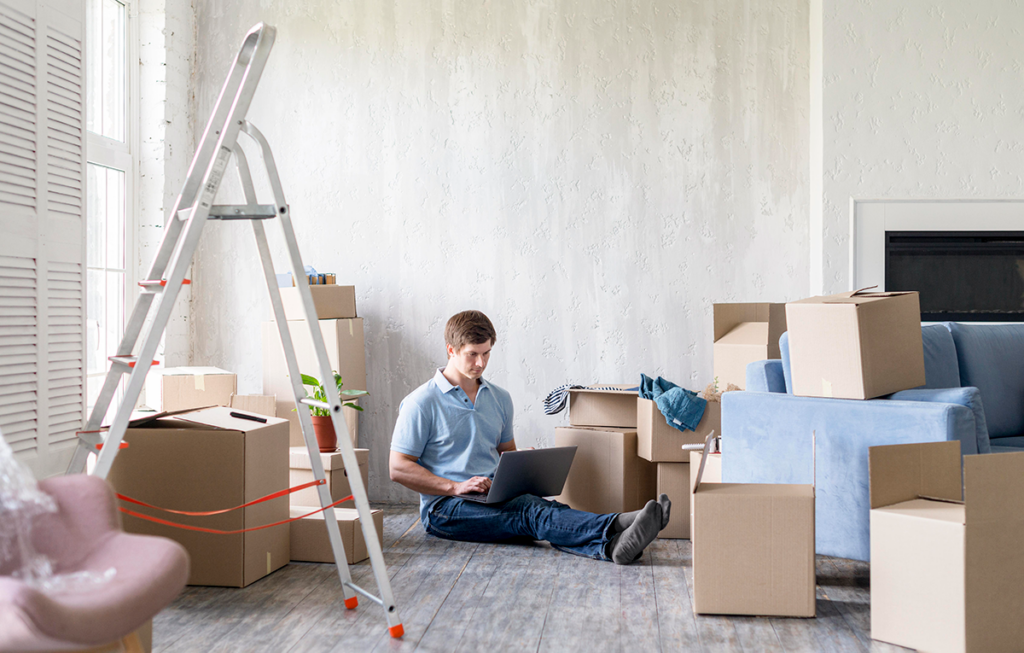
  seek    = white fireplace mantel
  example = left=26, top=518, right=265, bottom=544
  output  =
left=850, top=199, right=1024, bottom=291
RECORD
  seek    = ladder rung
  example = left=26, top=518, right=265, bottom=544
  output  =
left=208, top=204, right=281, bottom=220
left=109, top=356, right=160, bottom=369
left=299, top=397, right=331, bottom=410
left=139, top=279, right=192, bottom=293
left=343, top=582, right=385, bottom=607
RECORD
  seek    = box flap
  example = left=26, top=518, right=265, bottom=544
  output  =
left=964, top=451, right=1024, bottom=523
left=161, top=366, right=234, bottom=376
left=713, top=303, right=768, bottom=342
left=869, top=441, right=962, bottom=509
left=567, top=385, right=638, bottom=395
left=821, top=287, right=917, bottom=304
left=174, top=405, right=289, bottom=432
left=104, top=406, right=216, bottom=430
left=716, top=321, right=769, bottom=346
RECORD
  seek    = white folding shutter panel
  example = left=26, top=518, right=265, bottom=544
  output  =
left=0, top=0, right=85, bottom=478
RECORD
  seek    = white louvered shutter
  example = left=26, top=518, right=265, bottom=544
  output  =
left=0, top=0, right=86, bottom=478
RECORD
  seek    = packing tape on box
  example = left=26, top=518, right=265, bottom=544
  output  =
left=195, top=374, right=205, bottom=391
left=119, top=494, right=355, bottom=535
left=116, top=478, right=327, bottom=516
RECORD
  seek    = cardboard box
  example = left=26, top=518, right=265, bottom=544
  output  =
left=713, top=303, right=787, bottom=390
left=106, top=407, right=290, bottom=588
left=568, top=386, right=637, bottom=428
left=229, top=394, right=277, bottom=417
left=279, top=285, right=356, bottom=321
left=554, top=427, right=655, bottom=514
left=289, top=507, right=384, bottom=564
left=637, top=398, right=720, bottom=462
left=161, top=367, right=236, bottom=412
left=869, top=441, right=1024, bottom=652
left=289, top=446, right=368, bottom=508
left=689, top=451, right=721, bottom=541
left=691, top=436, right=815, bottom=617
left=262, top=318, right=365, bottom=447
left=786, top=289, right=924, bottom=399
left=656, top=463, right=689, bottom=539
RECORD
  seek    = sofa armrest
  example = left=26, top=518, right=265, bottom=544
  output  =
left=721, top=391, right=976, bottom=561
left=888, top=386, right=991, bottom=453
left=745, top=360, right=786, bottom=393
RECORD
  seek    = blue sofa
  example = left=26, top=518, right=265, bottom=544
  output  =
left=721, top=323, right=1024, bottom=561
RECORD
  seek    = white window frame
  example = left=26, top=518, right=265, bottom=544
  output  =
left=85, top=0, right=139, bottom=415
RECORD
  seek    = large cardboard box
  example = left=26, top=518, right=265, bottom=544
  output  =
left=161, top=367, right=236, bottom=412
left=289, top=446, right=369, bottom=508
left=637, top=398, right=720, bottom=462
left=554, top=427, right=655, bottom=514
left=107, top=407, right=290, bottom=588
left=713, top=303, right=787, bottom=390
left=786, top=289, right=924, bottom=399
left=656, top=463, right=689, bottom=539
left=689, top=451, right=722, bottom=541
left=279, top=285, right=357, bottom=321
left=262, top=318, right=365, bottom=447
left=691, top=437, right=815, bottom=617
left=869, top=441, right=1024, bottom=653
left=289, top=507, right=384, bottom=564
left=568, top=386, right=637, bottom=428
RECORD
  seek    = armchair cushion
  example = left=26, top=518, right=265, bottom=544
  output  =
left=919, top=324, right=961, bottom=389
left=947, top=323, right=1024, bottom=439
left=745, top=359, right=786, bottom=394
left=779, top=331, right=793, bottom=394
left=888, top=386, right=991, bottom=454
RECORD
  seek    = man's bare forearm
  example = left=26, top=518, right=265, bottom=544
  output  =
left=390, top=454, right=457, bottom=496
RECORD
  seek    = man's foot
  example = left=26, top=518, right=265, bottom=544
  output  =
left=612, top=509, right=641, bottom=534
left=609, top=501, right=662, bottom=565
left=658, top=493, right=671, bottom=530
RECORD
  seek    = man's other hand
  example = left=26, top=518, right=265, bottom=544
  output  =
left=453, top=476, right=491, bottom=495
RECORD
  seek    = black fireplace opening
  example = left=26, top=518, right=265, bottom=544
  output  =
left=885, top=231, right=1024, bottom=322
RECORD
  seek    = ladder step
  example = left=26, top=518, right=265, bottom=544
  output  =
left=299, top=397, right=331, bottom=411
left=109, top=356, right=160, bottom=370
left=343, top=582, right=385, bottom=607
left=139, top=279, right=192, bottom=293
left=209, top=204, right=281, bottom=220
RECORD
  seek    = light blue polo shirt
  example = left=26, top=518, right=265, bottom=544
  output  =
left=391, top=368, right=515, bottom=527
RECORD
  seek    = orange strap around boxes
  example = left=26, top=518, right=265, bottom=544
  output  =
left=118, top=494, right=356, bottom=535
left=115, top=478, right=326, bottom=516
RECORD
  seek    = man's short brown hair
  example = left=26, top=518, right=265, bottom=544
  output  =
left=445, top=310, right=497, bottom=352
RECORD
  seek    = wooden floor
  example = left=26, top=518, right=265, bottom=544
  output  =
left=153, top=506, right=910, bottom=652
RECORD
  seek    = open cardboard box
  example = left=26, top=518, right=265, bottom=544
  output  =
left=637, top=398, right=720, bottom=462
left=692, top=431, right=815, bottom=617
left=786, top=288, right=925, bottom=399
left=869, top=441, right=1024, bottom=652
left=567, top=386, right=638, bottom=428
left=713, top=303, right=787, bottom=390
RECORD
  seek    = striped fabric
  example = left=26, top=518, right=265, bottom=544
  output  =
left=542, top=384, right=632, bottom=416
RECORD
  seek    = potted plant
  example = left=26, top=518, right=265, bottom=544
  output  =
left=299, top=372, right=367, bottom=452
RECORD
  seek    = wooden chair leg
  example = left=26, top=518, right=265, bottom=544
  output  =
left=121, top=631, right=144, bottom=653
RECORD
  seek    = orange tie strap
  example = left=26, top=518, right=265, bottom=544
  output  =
left=118, top=495, right=355, bottom=535
left=115, top=478, right=327, bottom=516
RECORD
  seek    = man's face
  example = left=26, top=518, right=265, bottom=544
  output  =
left=447, top=341, right=492, bottom=380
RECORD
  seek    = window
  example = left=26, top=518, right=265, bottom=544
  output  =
left=85, top=0, right=135, bottom=417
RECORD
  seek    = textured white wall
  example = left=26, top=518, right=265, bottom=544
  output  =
left=191, top=0, right=809, bottom=502
left=815, top=1, right=1024, bottom=293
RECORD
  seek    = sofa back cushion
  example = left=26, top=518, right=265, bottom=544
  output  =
left=947, top=323, right=1024, bottom=439
left=920, top=324, right=961, bottom=390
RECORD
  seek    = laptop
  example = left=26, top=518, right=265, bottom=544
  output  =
left=460, top=446, right=577, bottom=504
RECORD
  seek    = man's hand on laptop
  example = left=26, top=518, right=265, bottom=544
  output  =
left=453, top=476, right=491, bottom=495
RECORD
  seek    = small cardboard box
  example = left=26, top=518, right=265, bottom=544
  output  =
left=289, top=507, right=384, bottom=564
left=713, top=303, right=787, bottom=390
left=279, top=285, right=357, bottom=321
left=869, top=441, right=1024, bottom=653
left=568, top=386, right=638, bottom=428
left=289, top=446, right=369, bottom=508
left=691, top=435, right=815, bottom=617
left=161, top=367, right=236, bottom=412
left=689, top=451, right=721, bottom=541
left=554, top=427, right=655, bottom=514
left=262, top=318, right=365, bottom=447
left=107, top=407, right=290, bottom=588
left=786, top=289, right=925, bottom=399
left=656, top=463, right=689, bottom=539
left=637, top=398, right=720, bottom=462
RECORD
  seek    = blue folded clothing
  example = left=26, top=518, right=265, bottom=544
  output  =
left=639, top=373, right=706, bottom=432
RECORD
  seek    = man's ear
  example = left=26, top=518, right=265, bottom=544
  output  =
left=446, top=343, right=455, bottom=359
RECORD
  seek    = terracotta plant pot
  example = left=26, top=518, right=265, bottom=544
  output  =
left=311, top=415, right=337, bottom=452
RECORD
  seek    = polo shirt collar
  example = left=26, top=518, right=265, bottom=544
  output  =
left=432, top=368, right=490, bottom=394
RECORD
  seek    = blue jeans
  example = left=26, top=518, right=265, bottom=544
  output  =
left=424, top=494, right=617, bottom=560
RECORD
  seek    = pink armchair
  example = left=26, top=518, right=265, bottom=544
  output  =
left=0, top=474, right=189, bottom=652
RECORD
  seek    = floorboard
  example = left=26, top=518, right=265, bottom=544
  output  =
left=152, top=506, right=915, bottom=653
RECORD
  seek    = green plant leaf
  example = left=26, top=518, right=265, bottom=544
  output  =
left=300, top=373, right=321, bottom=387
left=341, top=389, right=368, bottom=397
left=344, top=402, right=364, bottom=411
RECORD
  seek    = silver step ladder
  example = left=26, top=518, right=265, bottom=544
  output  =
left=66, top=23, right=404, bottom=639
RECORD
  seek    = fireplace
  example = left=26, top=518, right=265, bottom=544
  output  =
left=885, top=231, right=1024, bottom=322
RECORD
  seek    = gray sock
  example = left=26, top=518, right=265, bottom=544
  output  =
left=610, top=501, right=662, bottom=565
left=613, top=509, right=641, bottom=533
left=658, top=493, right=671, bottom=530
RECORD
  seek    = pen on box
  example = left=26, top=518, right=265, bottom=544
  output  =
left=230, top=411, right=268, bottom=423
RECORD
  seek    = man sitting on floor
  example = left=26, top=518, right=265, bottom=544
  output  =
left=389, top=310, right=670, bottom=563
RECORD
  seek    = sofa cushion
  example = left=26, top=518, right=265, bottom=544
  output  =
left=947, top=323, right=1024, bottom=439
left=780, top=331, right=793, bottom=394
left=920, top=324, right=961, bottom=389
